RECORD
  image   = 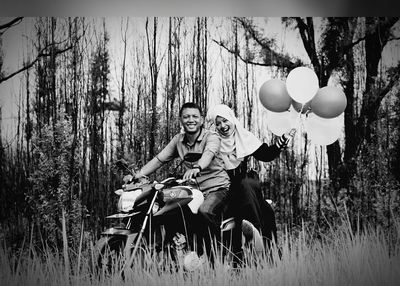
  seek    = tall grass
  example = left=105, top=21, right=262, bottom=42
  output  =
left=1, top=221, right=399, bottom=286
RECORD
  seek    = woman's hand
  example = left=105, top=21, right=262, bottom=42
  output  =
left=276, top=128, right=296, bottom=150
left=276, top=136, right=288, bottom=150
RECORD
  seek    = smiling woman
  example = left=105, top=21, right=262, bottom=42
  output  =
left=207, top=104, right=293, bottom=265
left=215, top=115, right=235, bottom=137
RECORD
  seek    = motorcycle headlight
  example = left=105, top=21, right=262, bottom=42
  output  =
left=118, top=189, right=142, bottom=212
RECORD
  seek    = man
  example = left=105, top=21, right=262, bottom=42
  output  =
left=133, top=102, right=230, bottom=259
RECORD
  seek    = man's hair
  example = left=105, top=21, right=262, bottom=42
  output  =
left=179, top=102, right=203, bottom=117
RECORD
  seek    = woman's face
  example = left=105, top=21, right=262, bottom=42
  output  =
left=215, top=116, right=235, bottom=137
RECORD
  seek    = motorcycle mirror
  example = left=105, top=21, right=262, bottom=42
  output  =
left=114, top=159, right=136, bottom=176
left=184, top=152, right=202, bottom=163
left=115, top=159, right=129, bottom=170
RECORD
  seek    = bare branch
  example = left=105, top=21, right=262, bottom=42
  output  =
left=0, top=17, right=23, bottom=35
left=0, top=43, right=74, bottom=84
left=233, top=17, right=301, bottom=69
left=342, top=17, right=399, bottom=52
left=0, top=18, right=86, bottom=85
left=388, top=36, right=400, bottom=41
left=235, top=17, right=275, bottom=50
left=212, top=39, right=272, bottom=67
left=0, top=59, right=39, bottom=84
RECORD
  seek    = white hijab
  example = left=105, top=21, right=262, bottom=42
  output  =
left=207, top=104, right=262, bottom=170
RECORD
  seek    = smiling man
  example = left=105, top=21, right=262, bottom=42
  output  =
left=134, top=102, right=230, bottom=261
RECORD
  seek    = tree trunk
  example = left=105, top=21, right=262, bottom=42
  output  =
left=118, top=18, right=128, bottom=158
left=202, top=18, right=208, bottom=113
left=50, top=17, right=57, bottom=126
left=145, top=17, right=158, bottom=160
left=232, top=18, right=238, bottom=115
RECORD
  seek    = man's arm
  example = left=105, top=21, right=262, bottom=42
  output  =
left=182, top=132, right=220, bottom=180
left=135, top=157, right=164, bottom=179
left=135, top=135, right=179, bottom=179
left=197, top=132, right=221, bottom=170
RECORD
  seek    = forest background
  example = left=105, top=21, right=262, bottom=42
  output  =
left=0, top=17, right=399, bottom=251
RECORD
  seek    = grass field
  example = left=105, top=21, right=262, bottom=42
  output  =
left=1, top=221, right=399, bottom=286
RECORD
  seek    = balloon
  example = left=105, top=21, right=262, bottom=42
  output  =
left=291, top=99, right=312, bottom=114
left=311, top=86, right=347, bottom=119
left=259, top=79, right=292, bottom=112
left=286, top=67, right=319, bottom=103
left=266, top=110, right=293, bottom=136
left=304, top=113, right=343, bottom=146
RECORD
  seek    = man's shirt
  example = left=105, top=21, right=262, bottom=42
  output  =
left=156, top=128, right=230, bottom=194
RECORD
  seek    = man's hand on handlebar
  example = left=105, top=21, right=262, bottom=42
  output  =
left=133, top=170, right=146, bottom=181
left=183, top=168, right=201, bottom=180
left=123, top=171, right=146, bottom=184
left=123, top=172, right=150, bottom=189
left=123, top=174, right=134, bottom=184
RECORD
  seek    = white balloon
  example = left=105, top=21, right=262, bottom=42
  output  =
left=266, top=110, right=294, bottom=136
left=304, top=113, right=343, bottom=146
left=286, top=67, right=319, bottom=104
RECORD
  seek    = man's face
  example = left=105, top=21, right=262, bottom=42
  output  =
left=180, top=107, right=203, bottom=134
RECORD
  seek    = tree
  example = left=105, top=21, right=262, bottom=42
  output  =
left=164, top=17, right=183, bottom=142
left=145, top=17, right=160, bottom=160
left=293, top=17, right=400, bottom=226
left=28, top=117, right=84, bottom=248
left=117, top=18, right=128, bottom=159
left=85, top=20, right=110, bottom=230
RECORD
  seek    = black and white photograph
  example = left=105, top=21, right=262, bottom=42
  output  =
left=1, top=1, right=400, bottom=285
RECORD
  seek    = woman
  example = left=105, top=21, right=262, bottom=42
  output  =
left=207, top=104, right=291, bottom=265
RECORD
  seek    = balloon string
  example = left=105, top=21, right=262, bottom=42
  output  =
left=299, top=104, right=304, bottom=115
left=296, top=104, right=306, bottom=149
left=299, top=104, right=305, bottom=128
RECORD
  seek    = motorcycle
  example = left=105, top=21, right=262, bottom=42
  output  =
left=94, top=153, right=206, bottom=273
left=94, top=152, right=270, bottom=273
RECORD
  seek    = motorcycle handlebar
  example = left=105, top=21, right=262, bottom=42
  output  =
left=121, top=175, right=196, bottom=193
left=176, top=178, right=197, bottom=185
left=159, top=177, right=196, bottom=185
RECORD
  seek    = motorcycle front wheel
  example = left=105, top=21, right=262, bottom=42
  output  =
left=94, top=236, right=126, bottom=275
left=94, top=233, right=165, bottom=276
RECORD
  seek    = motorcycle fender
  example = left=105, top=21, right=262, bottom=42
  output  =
left=106, top=212, right=140, bottom=219
left=187, top=188, right=204, bottom=214
left=154, top=198, right=192, bottom=216
left=101, top=228, right=135, bottom=236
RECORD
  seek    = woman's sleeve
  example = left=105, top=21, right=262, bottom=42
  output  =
left=251, top=143, right=281, bottom=162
